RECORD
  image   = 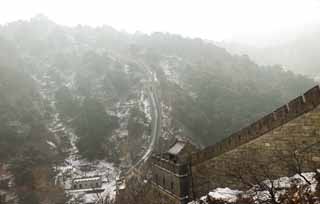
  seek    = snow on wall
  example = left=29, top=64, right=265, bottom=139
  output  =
left=189, top=172, right=319, bottom=204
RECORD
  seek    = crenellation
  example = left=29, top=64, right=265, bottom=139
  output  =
left=274, top=105, right=288, bottom=123
left=152, top=155, right=188, bottom=175
left=288, top=96, right=304, bottom=115
left=260, top=114, right=272, bottom=132
left=304, top=85, right=320, bottom=107
left=249, top=122, right=259, bottom=137
left=191, top=85, right=320, bottom=166
left=302, top=94, right=307, bottom=103
left=237, top=131, right=248, bottom=146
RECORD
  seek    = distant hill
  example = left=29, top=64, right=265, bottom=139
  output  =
left=217, top=26, right=320, bottom=80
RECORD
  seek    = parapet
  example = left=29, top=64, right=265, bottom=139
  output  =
left=192, top=85, right=320, bottom=165
left=152, top=154, right=189, bottom=175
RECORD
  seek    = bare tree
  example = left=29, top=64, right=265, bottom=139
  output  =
left=115, top=176, right=150, bottom=204
left=273, top=131, right=320, bottom=186
left=225, top=149, right=284, bottom=204
left=225, top=133, right=320, bottom=204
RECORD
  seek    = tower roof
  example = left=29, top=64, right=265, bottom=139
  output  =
left=167, top=141, right=186, bottom=155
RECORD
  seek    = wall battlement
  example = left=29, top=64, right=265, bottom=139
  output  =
left=191, top=85, right=320, bottom=165
left=151, top=155, right=189, bottom=175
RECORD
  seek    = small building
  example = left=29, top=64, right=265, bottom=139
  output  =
left=151, top=140, right=196, bottom=204
left=72, top=176, right=102, bottom=190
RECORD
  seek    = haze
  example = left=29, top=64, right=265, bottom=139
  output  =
left=1, top=0, right=320, bottom=45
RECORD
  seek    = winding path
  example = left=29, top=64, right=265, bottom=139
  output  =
left=125, top=86, right=161, bottom=176
left=97, top=83, right=161, bottom=203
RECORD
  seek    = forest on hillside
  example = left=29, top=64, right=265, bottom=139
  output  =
left=0, top=16, right=316, bottom=154
left=219, top=27, right=320, bottom=79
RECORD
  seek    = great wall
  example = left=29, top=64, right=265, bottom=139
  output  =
left=148, top=85, right=320, bottom=204
left=191, top=85, right=320, bottom=166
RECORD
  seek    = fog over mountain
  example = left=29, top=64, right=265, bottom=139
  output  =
left=218, top=24, right=320, bottom=80
left=0, top=14, right=319, bottom=204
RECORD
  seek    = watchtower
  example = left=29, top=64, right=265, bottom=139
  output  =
left=151, top=141, right=196, bottom=204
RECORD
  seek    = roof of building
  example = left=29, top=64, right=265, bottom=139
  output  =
left=73, top=176, right=101, bottom=183
left=167, top=141, right=187, bottom=155
left=66, top=187, right=104, bottom=193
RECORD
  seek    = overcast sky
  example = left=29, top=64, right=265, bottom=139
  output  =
left=1, top=0, right=320, bottom=44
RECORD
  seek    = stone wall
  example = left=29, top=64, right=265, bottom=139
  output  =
left=191, top=86, right=320, bottom=196
left=150, top=85, right=320, bottom=202
left=191, top=85, right=320, bottom=166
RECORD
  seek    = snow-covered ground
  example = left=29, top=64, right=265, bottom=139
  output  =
left=140, top=89, right=152, bottom=122
left=160, top=58, right=182, bottom=87
left=159, top=57, right=199, bottom=101
left=30, top=53, right=155, bottom=203
left=59, top=159, right=119, bottom=203
left=190, top=172, right=319, bottom=204
left=33, top=68, right=120, bottom=203
left=250, top=172, right=319, bottom=202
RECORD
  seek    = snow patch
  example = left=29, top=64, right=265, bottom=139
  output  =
left=46, top=141, right=57, bottom=148
left=190, top=171, right=319, bottom=204
left=207, top=188, right=242, bottom=203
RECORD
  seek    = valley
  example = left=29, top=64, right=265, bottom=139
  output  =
left=0, top=16, right=318, bottom=204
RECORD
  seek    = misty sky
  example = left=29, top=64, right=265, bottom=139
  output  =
left=1, top=0, right=320, bottom=44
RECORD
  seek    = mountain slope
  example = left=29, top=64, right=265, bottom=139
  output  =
left=218, top=26, right=320, bottom=79
left=129, top=33, right=316, bottom=144
left=0, top=16, right=316, bottom=148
